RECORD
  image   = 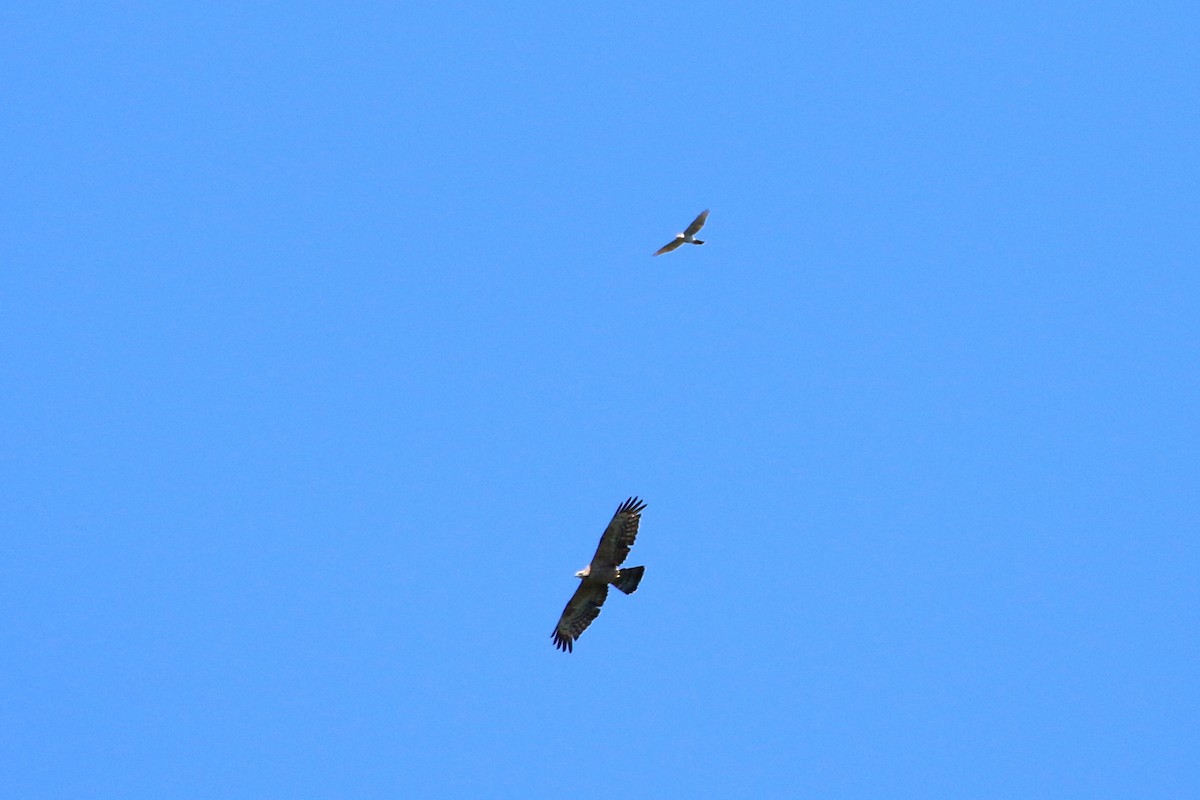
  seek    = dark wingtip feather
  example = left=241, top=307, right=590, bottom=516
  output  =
left=551, top=629, right=573, bottom=653
left=617, top=496, right=647, bottom=515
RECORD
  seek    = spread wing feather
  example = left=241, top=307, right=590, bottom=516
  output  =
left=592, top=496, right=646, bottom=567
left=551, top=583, right=609, bottom=653
left=653, top=238, right=684, bottom=256
left=684, top=209, right=710, bottom=237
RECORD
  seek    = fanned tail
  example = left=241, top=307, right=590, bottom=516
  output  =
left=612, top=566, right=644, bottom=594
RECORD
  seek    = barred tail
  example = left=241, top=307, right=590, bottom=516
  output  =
left=613, top=566, right=644, bottom=594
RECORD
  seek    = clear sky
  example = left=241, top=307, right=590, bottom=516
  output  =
left=3, top=3, right=1197, bottom=798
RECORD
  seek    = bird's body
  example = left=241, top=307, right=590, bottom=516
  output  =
left=551, top=497, right=647, bottom=652
left=575, top=563, right=616, bottom=583
left=654, top=209, right=710, bottom=256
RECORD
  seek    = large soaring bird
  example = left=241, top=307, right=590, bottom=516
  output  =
left=551, top=497, right=647, bottom=652
left=653, top=209, right=709, bottom=256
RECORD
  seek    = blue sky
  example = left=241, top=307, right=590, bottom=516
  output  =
left=3, top=3, right=1197, bottom=797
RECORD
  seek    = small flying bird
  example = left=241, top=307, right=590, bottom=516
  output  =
left=653, top=209, right=710, bottom=256
left=551, top=497, right=647, bottom=653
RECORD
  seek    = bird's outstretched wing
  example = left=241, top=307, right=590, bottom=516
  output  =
left=552, top=582, right=609, bottom=652
left=653, top=238, right=683, bottom=256
left=592, top=496, right=646, bottom=567
left=684, top=209, right=710, bottom=237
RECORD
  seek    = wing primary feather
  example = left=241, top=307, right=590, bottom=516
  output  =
left=552, top=582, right=609, bottom=653
left=654, top=239, right=683, bottom=256
left=684, top=209, right=710, bottom=236
left=592, top=496, right=646, bottom=567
